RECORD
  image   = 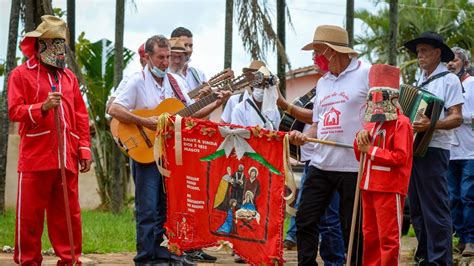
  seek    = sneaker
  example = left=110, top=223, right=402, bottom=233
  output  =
left=283, top=240, right=297, bottom=250
left=462, top=243, right=474, bottom=257
left=185, top=249, right=217, bottom=262
left=170, top=254, right=196, bottom=266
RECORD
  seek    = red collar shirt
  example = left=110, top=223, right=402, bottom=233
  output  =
left=354, top=114, right=413, bottom=195
left=8, top=57, right=91, bottom=174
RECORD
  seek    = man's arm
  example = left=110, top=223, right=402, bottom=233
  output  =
left=108, top=103, right=158, bottom=130
left=277, top=94, right=313, bottom=124
left=192, top=91, right=231, bottom=119
left=288, top=122, right=318, bottom=146
left=413, top=104, right=463, bottom=132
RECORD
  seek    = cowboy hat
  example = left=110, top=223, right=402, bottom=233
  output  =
left=403, top=31, right=454, bottom=62
left=242, top=60, right=266, bottom=73
left=169, top=37, right=187, bottom=53
left=20, top=15, right=68, bottom=58
left=301, top=25, right=358, bottom=56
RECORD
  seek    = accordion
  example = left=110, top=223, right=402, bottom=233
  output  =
left=399, top=84, right=444, bottom=157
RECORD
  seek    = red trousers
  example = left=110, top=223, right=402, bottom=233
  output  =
left=361, top=191, right=404, bottom=266
left=14, top=170, right=82, bottom=265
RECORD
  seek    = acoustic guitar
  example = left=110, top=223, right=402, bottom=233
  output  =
left=278, top=88, right=316, bottom=161
left=111, top=71, right=263, bottom=163
left=186, top=69, right=234, bottom=99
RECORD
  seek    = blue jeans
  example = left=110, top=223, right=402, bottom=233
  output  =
left=448, top=159, right=474, bottom=244
left=286, top=162, right=345, bottom=265
left=409, top=148, right=453, bottom=265
left=132, top=161, right=172, bottom=263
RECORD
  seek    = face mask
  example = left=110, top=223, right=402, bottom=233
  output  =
left=314, top=48, right=332, bottom=72
left=38, top=38, right=66, bottom=68
left=252, top=88, right=264, bottom=102
left=148, top=57, right=167, bottom=78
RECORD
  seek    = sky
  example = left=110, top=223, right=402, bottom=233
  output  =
left=0, top=0, right=378, bottom=86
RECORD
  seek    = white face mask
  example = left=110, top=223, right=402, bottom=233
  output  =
left=252, top=88, right=264, bottom=102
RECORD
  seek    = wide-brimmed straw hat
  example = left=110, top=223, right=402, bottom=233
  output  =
left=242, top=60, right=266, bottom=73
left=169, top=37, right=187, bottom=53
left=403, top=31, right=454, bottom=62
left=301, top=25, right=358, bottom=56
left=20, top=15, right=68, bottom=58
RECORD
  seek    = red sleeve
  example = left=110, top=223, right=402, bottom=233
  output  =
left=72, top=74, right=92, bottom=160
left=353, top=132, right=361, bottom=161
left=367, top=120, right=413, bottom=167
left=8, top=69, right=45, bottom=124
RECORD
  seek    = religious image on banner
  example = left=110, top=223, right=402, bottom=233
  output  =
left=154, top=115, right=295, bottom=265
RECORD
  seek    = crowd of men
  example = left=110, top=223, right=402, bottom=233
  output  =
left=7, top=14, right=473, bottom=266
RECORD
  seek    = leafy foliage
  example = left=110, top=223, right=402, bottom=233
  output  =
left=355, top=0, right=474, bottom=83
left=235, top=0, right=293, bottom=67
left=75, top=32, right=134, bottom=210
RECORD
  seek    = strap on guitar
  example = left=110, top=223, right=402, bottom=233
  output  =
left=167, top=73, right=187, bottom=105
left=246, top=98, right=268, bottom=125
left=238, top=92, right=245, bottom=103
left=419, top=71, right=451, bottom=88
left=188, top=67, right=202, bottom=85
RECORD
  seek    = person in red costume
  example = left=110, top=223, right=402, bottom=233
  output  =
left=8, top=15, right=91, bottom=265
left=353, top=64, right=413, bottom=266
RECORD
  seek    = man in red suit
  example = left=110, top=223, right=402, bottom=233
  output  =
left=8, top=15, right=91, bottom=265
left=354, top=64, right=413, bottom=265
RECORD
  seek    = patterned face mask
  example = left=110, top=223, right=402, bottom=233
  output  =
left=38, top=38, right=66, bottom=68
left=364, top=87, right=399, bottom=122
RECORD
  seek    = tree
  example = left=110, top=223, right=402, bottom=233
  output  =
left=388, top=0, right=398, bottom=66
left=67, top=0, right=75, bottom=53
left=224, top=0, right=233, bottom=69
left=346, top=0, right=354, bottom=48
left=355, top=0, right=474, bottom=83
left=276, top=0, right=286, bottom=96
left=234, top=0, right=292, bottom=68
left=111, top=0, right=127, bottom=214
left=0, top=0, right=21, bottom=215
left=75, top=35, right=134, bottom=211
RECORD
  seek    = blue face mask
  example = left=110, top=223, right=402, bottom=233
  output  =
left=149, top=58, right=167, bottom=78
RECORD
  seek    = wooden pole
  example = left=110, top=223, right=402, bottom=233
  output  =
left=306, top=137, right=353, bottom=149
left=346, top=153, right=365, bottom=266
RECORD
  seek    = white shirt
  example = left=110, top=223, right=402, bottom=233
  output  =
left=310, top=58, right=371, bottom=172
left=416, top=63, right=464, bottom=150
left=221, top=90, right=250, bottom=123
left=231, top=96, right=280, bottom=130
left=184, top=66, right=207, bottom=92
left=114, top=67, right=193, bottom=111
left=451, top=76, right=474, bottom=160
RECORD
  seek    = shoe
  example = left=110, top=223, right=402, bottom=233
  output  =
left=170, top=254, right=196, bottom=266
left=234, top=255, right=245, bottom=263
left=283, top=240, right=297, bottom=250
left=462, top=243, right=474, bottom=257
left=185, top=249, right=217, bottom=262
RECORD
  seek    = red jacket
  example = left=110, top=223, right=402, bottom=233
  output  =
left=353, top=114, right=413, bottom=195
left=8, top=57, right=91, bottom=174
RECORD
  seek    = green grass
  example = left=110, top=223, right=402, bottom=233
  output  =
left=0, top=209, right=136, bottom=253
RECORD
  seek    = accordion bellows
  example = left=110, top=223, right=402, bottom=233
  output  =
left=399, top=84, right=444, bottom=156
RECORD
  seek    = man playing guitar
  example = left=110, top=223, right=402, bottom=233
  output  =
left=108, top=35, right=229, bottom=265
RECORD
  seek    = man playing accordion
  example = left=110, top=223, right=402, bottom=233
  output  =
left=403, top=31, right=464, bottom=265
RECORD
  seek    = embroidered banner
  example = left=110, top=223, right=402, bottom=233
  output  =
left=156, top=116, right=289, bottom=265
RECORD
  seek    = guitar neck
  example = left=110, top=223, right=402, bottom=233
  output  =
left=177, top=93, right=218, bottom=117
left=187, top=83, right=206, bottom=99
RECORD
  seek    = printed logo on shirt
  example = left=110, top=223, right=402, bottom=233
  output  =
left=319, top=91, right=350, bottom=107
left=321, top=107, right=344, bottom=135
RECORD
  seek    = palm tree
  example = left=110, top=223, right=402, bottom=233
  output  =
left=111, top=0, right=127, bottom=214
left=276, top=0, right=286, bottom=96
left=224, top=0, right=233, bottom=69
left=67, top=0, right=75, bottom=53
left=388, top=0, right=398, bottom=66
left=75, top=35, right=134, bottom=210
left=355, top=0, right=474, bottom=83
left=0, top=0, right=21, bottom=215
left=346, top=0, right=354, bottom=48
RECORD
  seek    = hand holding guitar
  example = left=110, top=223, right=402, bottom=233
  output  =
left=142, top=116, right=160, bottom=131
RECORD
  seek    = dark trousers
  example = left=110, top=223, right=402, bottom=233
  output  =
left=132, top=161, right=172, bottom=264
left=296, top=166, right=363, bottom=266
left=408, top=147, right=453, bottom=265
